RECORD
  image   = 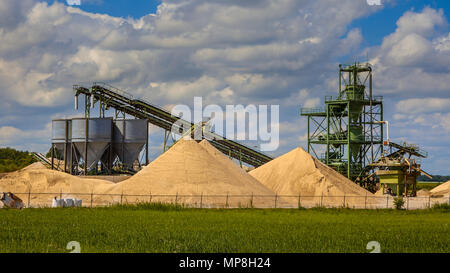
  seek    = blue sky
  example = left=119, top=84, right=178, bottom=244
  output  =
left=48, top=0, right=450, bottom=49
left=1, top=0, right=449, bottom=175
left=45, top=0, right=161, bottom=18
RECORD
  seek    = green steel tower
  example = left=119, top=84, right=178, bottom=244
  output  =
left=301, top=63, right=384, bottom=188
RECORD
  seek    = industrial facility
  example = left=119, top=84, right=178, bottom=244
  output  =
left=42, top=63, right=435, bottom=197
left=51, top=117, right=149, bottom=175
left=49, top=82, right=273, bottom=176
left=300, top=63, right=432, bottom=196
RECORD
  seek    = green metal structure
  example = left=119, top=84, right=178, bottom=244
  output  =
left=301, top=63, right=384, bottom=187
left=371, top=141, right=431, bottom=196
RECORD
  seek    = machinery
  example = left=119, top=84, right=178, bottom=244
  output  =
left=51, top=117, right=149, bottom=175
left=1, top=192, right=23, bottom=209
left=370, top=137, right=432, bottom=197
left=49, top=82, right=272, bottom=175
left=72, top=83, right=273, bottom=168
left=301, top=63, right=384, bottom=187
left=300, top=62, right=432, bottom=195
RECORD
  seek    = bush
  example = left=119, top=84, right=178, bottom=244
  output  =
left=108, top=202, right=187, bottom=211
left=432, top=203, right=450, bottom=210
left=393, top=197, right=405, bottom=210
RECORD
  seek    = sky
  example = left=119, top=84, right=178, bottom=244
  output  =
left=0, top=0, right=449, bottom=174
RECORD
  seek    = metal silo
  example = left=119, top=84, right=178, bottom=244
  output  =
left=52, top=119, right=69, bottom=153
left=71, top=118, right=112, bottom=174
left=113, top=119, right=148, bottom=170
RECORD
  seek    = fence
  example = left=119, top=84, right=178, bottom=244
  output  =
left=4, top=191, right=450, bottom=210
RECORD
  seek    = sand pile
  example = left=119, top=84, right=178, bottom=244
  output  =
left=249, top=147, right=374, bottom=207
left=106, top=139, right=281, bottom=207
left=429, top=181, right=450, bottom=197
left=0, top=164, right=115, bottom=207
left=22, top=162, right=48, bottom=170
left=416, top=189, right=431, bottom=197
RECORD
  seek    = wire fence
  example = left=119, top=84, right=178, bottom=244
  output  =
left=3, top=191, right=450, bottom=210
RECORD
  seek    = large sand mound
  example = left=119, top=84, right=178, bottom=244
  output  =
left=249, top=147, right=374, bottom=207
left=107, top=139, right=281, bottom=207
left=0, top=164, right=115, bottom=207
left=416, top=189, right=431, bottom=197
left=430, top=181, right=450, bottom=197
left=22, top=162, right=48, bottom=171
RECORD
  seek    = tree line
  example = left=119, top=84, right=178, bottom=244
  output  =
left=418, top=175, right=450, bottom=183
left=0, top=147, right=37, bottom=173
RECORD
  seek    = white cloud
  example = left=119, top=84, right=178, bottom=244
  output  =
left=0, top=0, right=449, bottom=174
left=369, top=7, right=450, bottom=95
left=303, top=98, right=321, bottom=108
left=396, top=98, right=450, bottom=114
left=0, top=124, right=51, bottom=146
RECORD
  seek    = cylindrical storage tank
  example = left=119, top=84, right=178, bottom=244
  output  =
left=113, top=119, right=148, bottom=169
left=71, top=118, right=112, bottom=172
left=52, top=119, right=71, bottom=159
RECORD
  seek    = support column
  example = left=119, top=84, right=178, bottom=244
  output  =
left=84, top=119, right=88, bottom=175
left=307, top=116, right=310, bottom=153
left=146, top=122, right=149, bottom=165
left=51, top=144, right=55, bottom=170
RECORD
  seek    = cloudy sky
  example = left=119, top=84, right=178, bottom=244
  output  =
left=0, top=0, right=449, bottom=174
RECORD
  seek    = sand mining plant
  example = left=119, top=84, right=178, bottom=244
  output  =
left=46, top=83, right=273, bottom=176
left=301, top=63, right=431, bottom=196
left=36, top=63, right=432, bottom=197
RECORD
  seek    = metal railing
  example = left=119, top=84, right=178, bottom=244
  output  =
left=6, top=192, right=449, bottom=210
left=324, top=95, right=383, bottom=102
left=300, top=107, right=326, bottom=115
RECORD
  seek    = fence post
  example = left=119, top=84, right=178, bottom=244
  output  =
left=200, top=193, right=203, bottom=209
left=343, top=194, right=346, bottom=208
left=250, top=193, right=254, bottom=208
left=90, top=192, right=93, bottom=208
left=274, top=194, right=278, bottom=208
left=149, top=192, right=152, bottom=203
left=225, top=193, right=229, bottom=208
left=120, top=192, right=123, bottom=205
left=175, top=192, right=178, bottom=205
left=298, top=194, right=301, bottom=209
left=60, top=189, right=62, bottom=200
left=364, top=193, right=367, bottom=209
left=27, top=189, right=31, bottom=208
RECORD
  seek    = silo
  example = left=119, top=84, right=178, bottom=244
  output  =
left=71, top=118, right=112, bottom=173
left=113, top=119, right=148, bottom=169
left=52, top=119, right=70, bottom=156
left=52, top=119, right=72, bottom=172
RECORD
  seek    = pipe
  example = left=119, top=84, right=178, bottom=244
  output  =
left=90, top=94, right=95, bottom=109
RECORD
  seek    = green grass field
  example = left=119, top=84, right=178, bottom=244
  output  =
left=0, top=204, right=448, bottom=253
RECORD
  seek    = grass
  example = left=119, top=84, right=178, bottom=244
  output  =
left=0, top=204, right=449, bottom=253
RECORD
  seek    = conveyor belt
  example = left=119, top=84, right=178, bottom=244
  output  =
left=74, top=83, right=273, bottom=167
